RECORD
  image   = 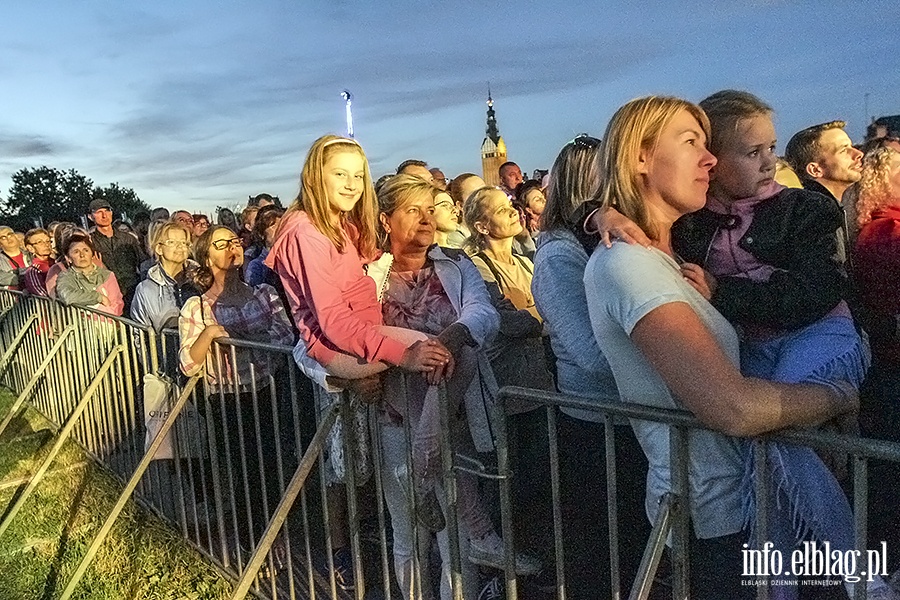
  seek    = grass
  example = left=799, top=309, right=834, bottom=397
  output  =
left=0, top=387, right=234, bottom=600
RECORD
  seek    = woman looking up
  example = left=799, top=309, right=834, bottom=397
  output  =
left=178, top=225, right=295, bottom=563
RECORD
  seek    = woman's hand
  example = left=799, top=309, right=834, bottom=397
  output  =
left=97, top=288, right=111, bottom=306
left=425, top=354, right=455, bottom=386
left=201, top=324, right=229, bottom=342
left=680, top=263, right=717, bottom=300
left=588, top=206, right=652, bottom=248
left=399, top=339, right=452, bottom=374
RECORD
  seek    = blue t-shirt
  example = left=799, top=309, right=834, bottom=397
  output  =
left=585, top=242, right=745, bottom=540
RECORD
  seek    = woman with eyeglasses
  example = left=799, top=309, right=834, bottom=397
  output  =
left=431, top=190, right=462, bottom=247
left=178, top=225, right=295, bottom=561
left=131, top=221, right=199, bottom=333
left=179, top=225, right=294, bottom=389
left=55, top=231, right=124, bottom=315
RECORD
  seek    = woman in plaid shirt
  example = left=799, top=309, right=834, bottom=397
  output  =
left=178, top=224, right=295, bottom=560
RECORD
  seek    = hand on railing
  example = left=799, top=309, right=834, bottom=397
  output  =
left=399, top=339, right=452, bottom=375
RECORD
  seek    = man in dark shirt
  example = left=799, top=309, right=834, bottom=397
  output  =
left=89, top=196, right=142, bottom=312
left=784, top=120, right=864, bottom=271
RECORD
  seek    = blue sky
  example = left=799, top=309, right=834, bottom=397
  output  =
left=2, top=0, right=899, bottom=216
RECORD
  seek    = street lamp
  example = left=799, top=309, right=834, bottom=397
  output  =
left=341, top=90, right=354, bottom=138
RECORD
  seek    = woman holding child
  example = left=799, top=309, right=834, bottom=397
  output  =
left=580, top=95, right=893, bottom=599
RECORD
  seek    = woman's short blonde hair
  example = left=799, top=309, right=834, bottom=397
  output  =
left=857, top=146, right=900, bottom=227
left=150, top=221, right=193, bottom=257
left=375, top=174, right=438, bottom=251
left=594, top=96, right=710, bottom=241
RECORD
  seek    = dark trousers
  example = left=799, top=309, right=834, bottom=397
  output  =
left=557, top=413, right=650, bottom=599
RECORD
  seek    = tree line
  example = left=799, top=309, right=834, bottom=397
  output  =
left=0, top=166, right=150, bottom=231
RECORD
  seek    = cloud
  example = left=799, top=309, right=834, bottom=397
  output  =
left=0, top=133, right=68, bottom=157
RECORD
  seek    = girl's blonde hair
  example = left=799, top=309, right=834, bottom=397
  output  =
left=857, top=146, right=900, bottom=228
left=281, top=134, right=379, bottom=260
left=375, top=174, right=438, bottom=251
left=461, top=186, right=507, bottom=254
left=594, top=96, right=710, bottom=241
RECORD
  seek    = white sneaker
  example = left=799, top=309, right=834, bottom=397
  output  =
left=468, top=530, right=542, bottom=576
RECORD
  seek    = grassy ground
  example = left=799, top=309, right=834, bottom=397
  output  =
left=0, top=387, right=233, bottom=600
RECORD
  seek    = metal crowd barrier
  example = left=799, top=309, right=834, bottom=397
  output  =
left=0, top=289, right=504, bottom=600
left=496, top=385, right=900, bottom=600
left=4, top=286, right=900, bottom=600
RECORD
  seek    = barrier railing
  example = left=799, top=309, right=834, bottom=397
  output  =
left=496, top=386, right=900, bottom=600
left=3, top=286, right=900, bottom=600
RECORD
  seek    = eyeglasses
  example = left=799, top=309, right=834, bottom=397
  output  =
left=162, top=239, right=192, bottom=249
left=210, top=238, right=242, bottom=251
left=29, top=239, right=52, bottom=246
left=569, top=134, right=601, bottom=148
left=434, top=200, right=456, bottom=211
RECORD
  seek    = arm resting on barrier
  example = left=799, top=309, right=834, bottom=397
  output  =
left=631, top=302, right=857, bottom=438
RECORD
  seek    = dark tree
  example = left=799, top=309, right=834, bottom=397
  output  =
left=0, top=166, right=148, bottom=228
left=93, top=182, right=150, bottom=221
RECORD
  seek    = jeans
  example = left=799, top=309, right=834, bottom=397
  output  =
left=380, top=425, right=479, bottom=600
left=741, top=316, right=870, bottom=597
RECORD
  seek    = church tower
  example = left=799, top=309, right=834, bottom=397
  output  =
left=480, top=89, right=507, bottom=187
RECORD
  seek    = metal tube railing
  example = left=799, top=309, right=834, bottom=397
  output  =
left=4, top=289, right=900, bottom=600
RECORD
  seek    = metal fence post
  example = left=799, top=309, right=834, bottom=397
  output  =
left=0, top=345, right=124, bottom=539
left=438, top=383, right=464, bottom=600
left=668, top=425, right=690, bottom=599
left=58, top=375, right=202, bottom=600
left=0, top=325, right=76, bottom=439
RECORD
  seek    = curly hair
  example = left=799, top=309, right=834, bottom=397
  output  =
left=857, top=146, right=900, bottom=228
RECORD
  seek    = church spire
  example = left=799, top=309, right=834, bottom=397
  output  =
left=485, top=84, right=501, bottom=144
left=480, top=85, right=507, bottom=187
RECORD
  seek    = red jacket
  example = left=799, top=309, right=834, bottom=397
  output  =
left=854, top=205, right=900, bottom=364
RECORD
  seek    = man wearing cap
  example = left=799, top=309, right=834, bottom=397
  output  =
left=89, top=196, right=142, bottom=311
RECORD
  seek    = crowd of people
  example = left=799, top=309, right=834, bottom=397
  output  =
left=3, top=89, right=900, bottom=600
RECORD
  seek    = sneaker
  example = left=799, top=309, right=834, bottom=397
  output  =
left=394, top=463, right=446, bottom=533
left=468, top=531, right=542, bottom=576
left=332, top=546, right=355, bottom=591
left=478, top=574, right=505, bottom=600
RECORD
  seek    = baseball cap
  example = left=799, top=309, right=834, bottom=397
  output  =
left=89, top=198, right=112, bottom=212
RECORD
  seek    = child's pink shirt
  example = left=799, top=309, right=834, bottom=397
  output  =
left=265, top=211, right=407, bottom=367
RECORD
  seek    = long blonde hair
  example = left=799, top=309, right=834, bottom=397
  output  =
left=857, top=146, right=900, bottom=228
left=594, top=96, right=710, bottom=241
left=281, top=135, right=379, bottom=260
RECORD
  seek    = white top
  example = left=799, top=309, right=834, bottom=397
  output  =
left=585, top=242, right=745, bottom=539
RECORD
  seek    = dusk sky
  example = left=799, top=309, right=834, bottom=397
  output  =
left=2, top=1, right=899, bottom=217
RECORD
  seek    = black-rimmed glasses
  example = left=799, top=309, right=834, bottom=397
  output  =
left=210, top=238, right=242, bottom=251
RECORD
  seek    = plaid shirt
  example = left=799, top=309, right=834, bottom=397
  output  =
left=178, top=283, right=295, bottom=392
